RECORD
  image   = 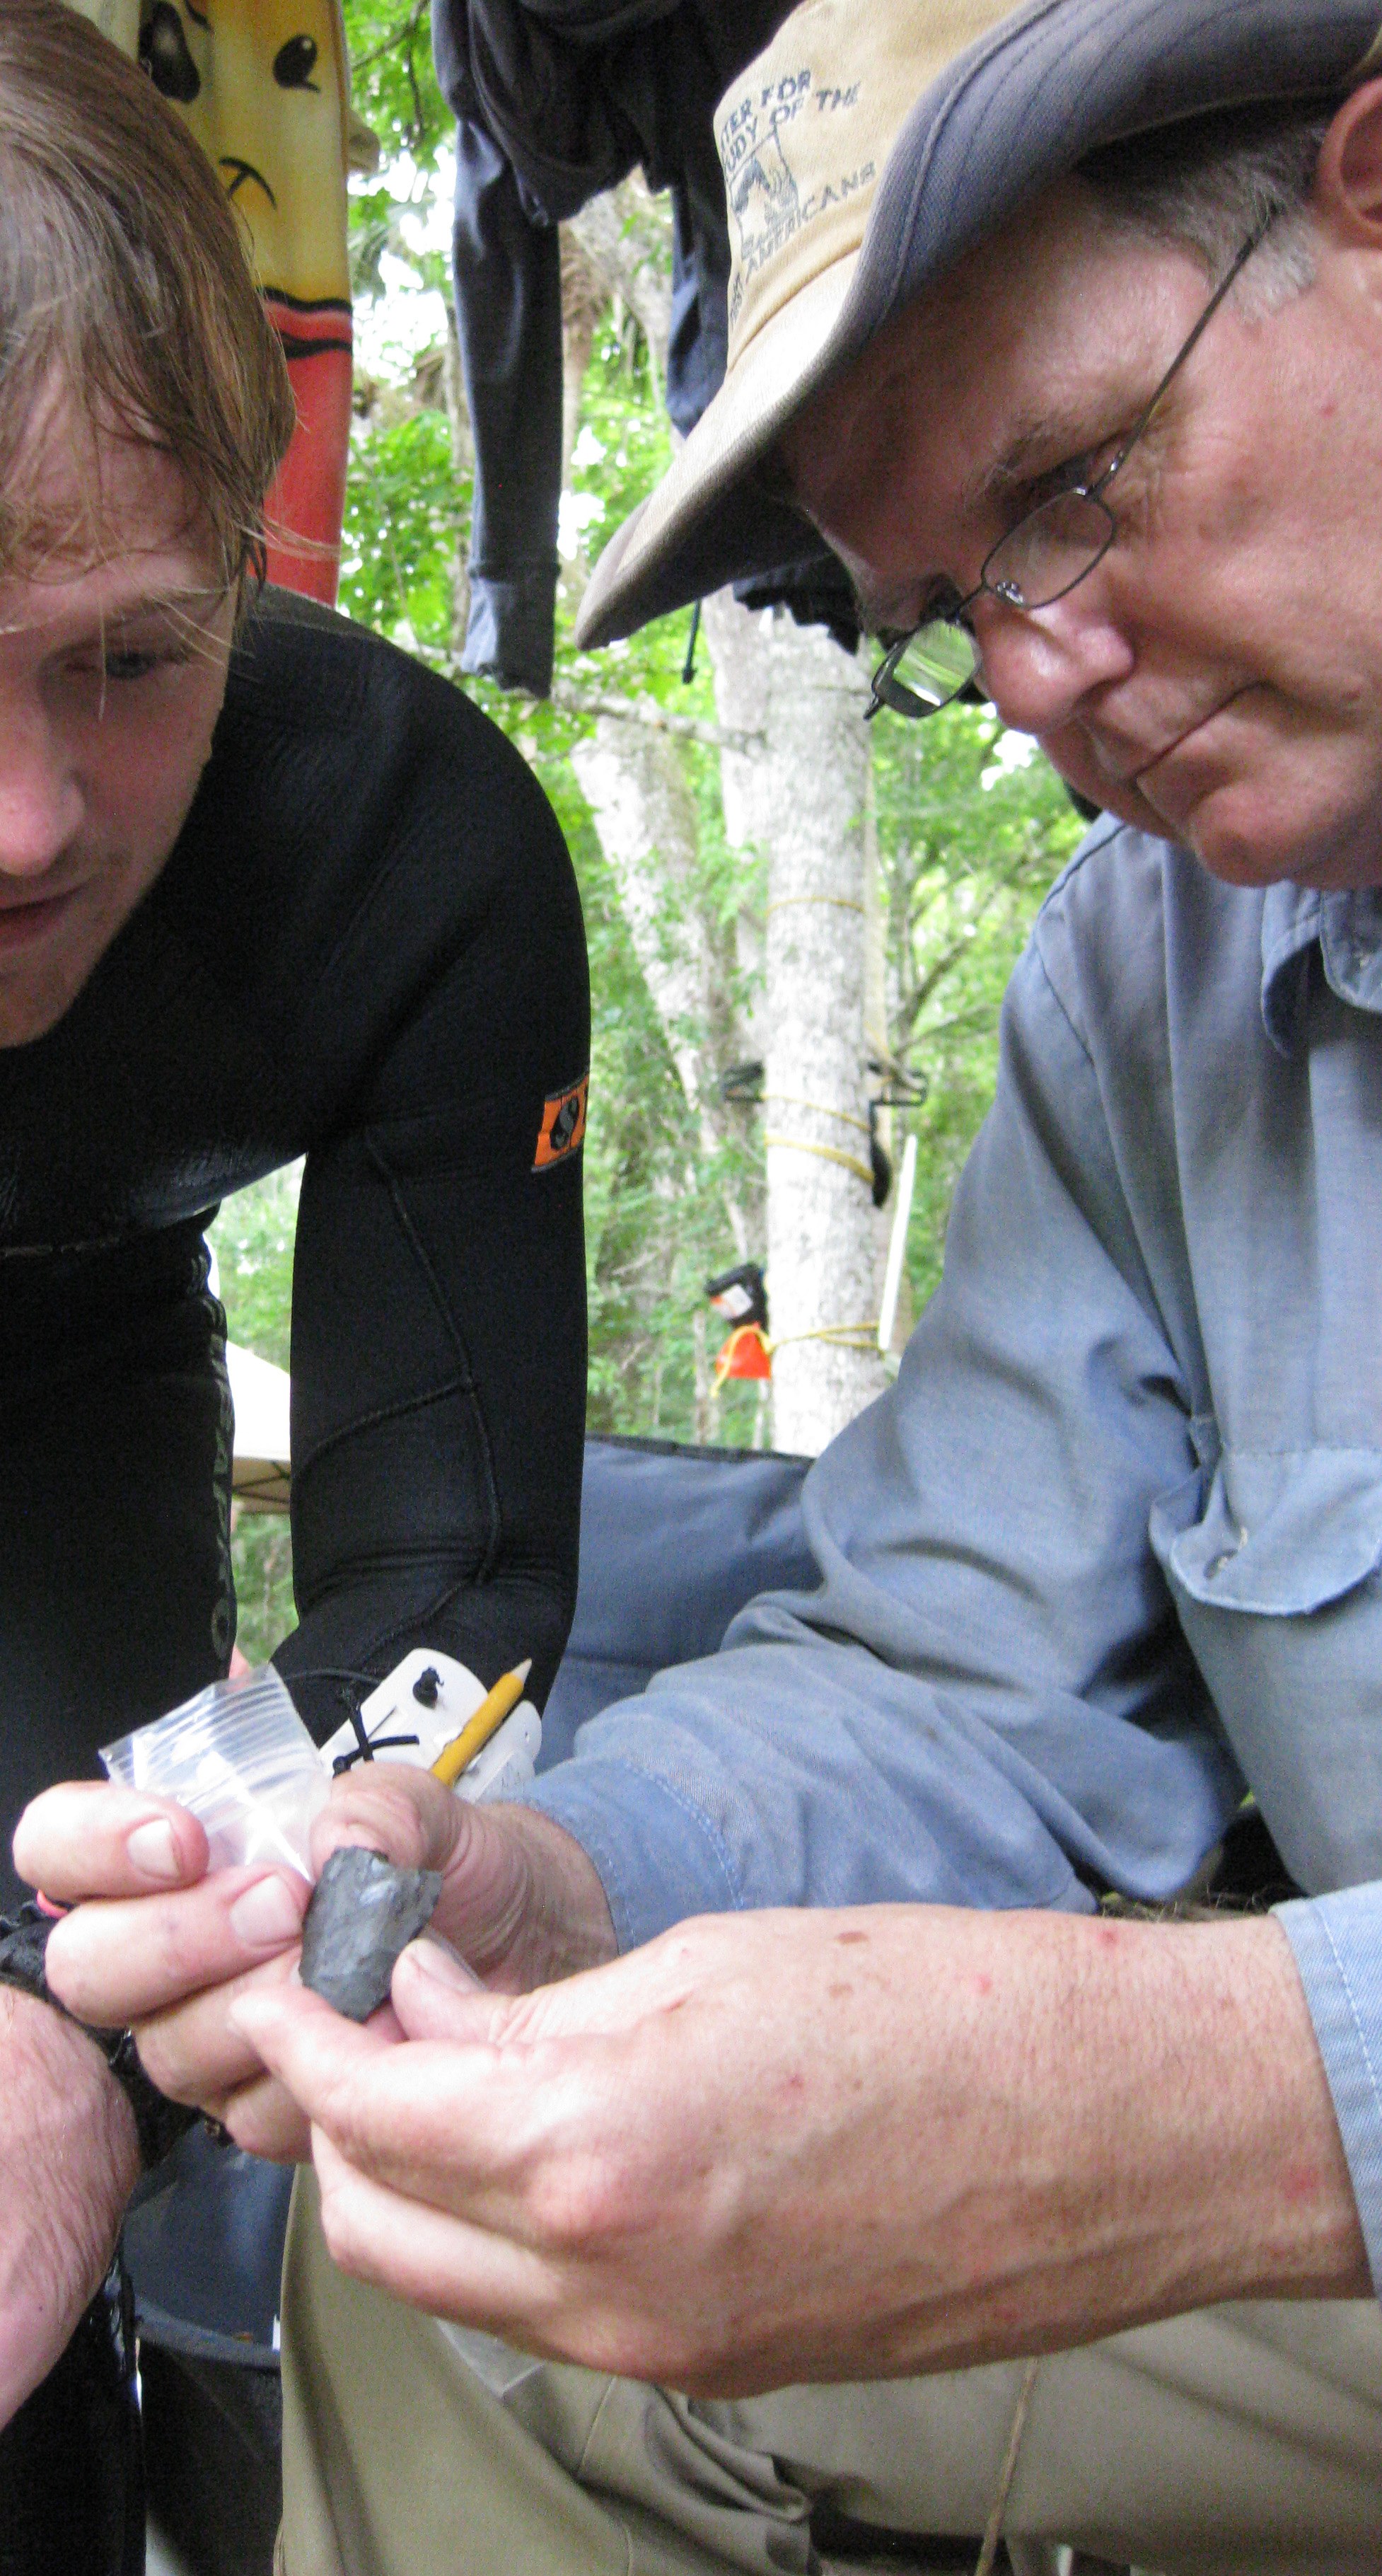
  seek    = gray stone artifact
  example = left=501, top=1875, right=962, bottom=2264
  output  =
left=299, top=1846, right=444, bottom=2021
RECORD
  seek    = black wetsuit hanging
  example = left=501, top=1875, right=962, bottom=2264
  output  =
left=431, top=0, right=858, bottom=693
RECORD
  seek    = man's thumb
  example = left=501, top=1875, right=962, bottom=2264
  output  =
left=390, top=1934, right=501, bottom=2043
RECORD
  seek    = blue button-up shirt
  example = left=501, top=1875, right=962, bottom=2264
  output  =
left=524, top=818, right=1382, bottom=2287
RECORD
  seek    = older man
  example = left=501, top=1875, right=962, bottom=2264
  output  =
left=29, top=1, right=1382, bottom=2570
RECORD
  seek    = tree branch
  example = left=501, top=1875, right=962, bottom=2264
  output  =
left=350, top=0, right=429, bottom=75
left=566, top=181, right=673, bottom=377
left=552, top=683, right=761, bottom=755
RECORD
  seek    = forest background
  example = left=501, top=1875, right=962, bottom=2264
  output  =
left=220, top=0, right=1086, bottom=1658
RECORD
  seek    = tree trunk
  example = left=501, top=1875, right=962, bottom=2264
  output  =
left=703, top=591, right=890, bottom=1455
left=569, top=720, right=751, bottom=1257
left=562, top=190, right=887, bottom=1452
left=567, top=178, right=673, bottom=386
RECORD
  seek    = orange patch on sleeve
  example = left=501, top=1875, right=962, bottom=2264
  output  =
left=533, top=1073, right=589, bottom=1172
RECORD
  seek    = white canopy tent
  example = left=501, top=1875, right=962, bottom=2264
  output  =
left=227, top=1341, right=291, bottom=1513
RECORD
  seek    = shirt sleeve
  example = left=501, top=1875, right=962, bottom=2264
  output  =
left=1277, top=1889, right=1382, bottom=2289
left=272, top=696, right=589, bottom=1738
left=522, top=927, right=1245, bottom=1948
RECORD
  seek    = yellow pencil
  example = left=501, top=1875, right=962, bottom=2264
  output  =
left=429, top=1659, right=532, bottom=1789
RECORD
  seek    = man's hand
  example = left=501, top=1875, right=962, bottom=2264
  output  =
left=0, top=1988, right=139, bottom=2427
left=233, top=1902, right=1370, bottom=2398
left=15, top=1769, right=615, bottom=2160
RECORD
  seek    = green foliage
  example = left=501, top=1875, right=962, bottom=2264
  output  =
left=559, top=328, right=676, bottom=630
left=231, top=1513, right=297, bottom=1668
left=339, top=408, right=466, bottom=651
left=342, top=0, right=449, bottom=170
left=577, top=991, right=764, bottom=1448
left=463, top=699, right=763, bottom=1446
left=458, top=330, right=775, bottom=1445
left=209, top=1164, right=300, bottom=1371
left=209, top=1169, right=300, bottom=1656
left=224, top=37, right=1079, bottom=1532
left=872, top=710, right=1084, bottom=1310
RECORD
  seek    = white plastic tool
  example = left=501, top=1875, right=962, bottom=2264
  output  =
left=315, top=1648, right=542, bottom=1803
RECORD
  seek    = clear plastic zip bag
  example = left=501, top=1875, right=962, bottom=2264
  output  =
left=101, top=1665, right=326, bottom=1876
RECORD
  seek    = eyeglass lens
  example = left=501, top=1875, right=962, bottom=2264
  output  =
left=876, top=620, right=980, bottom=714
left=873, top=486, right=1118, bottom=715
left=982, top=489, right=1117, bottom=611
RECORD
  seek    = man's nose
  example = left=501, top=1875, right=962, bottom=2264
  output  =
left=972, top=591, right=1134, bottom=738
left=0, top=697, right=83, bottom=880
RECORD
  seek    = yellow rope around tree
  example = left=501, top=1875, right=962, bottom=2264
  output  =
left=770, top=1321, right=881, bottom=1353
left=714, top=1317, right=881, bottom=1383
left=762, top=1093, right=873, bottom=1137
left=765, top=894, right=865, bottom=916
left=764, top=1131, right=875, bottom=1188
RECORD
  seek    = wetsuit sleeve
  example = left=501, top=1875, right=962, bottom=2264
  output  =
left=271, top=702, right=588, bottom=1738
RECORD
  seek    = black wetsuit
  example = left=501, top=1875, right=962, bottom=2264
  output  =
left=0, top=591, right=588, bottom=2572
left=0, top=585, right=588, bottom=1899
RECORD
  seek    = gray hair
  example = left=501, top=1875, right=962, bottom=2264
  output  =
left=1079, top=98, right=1338, bottom=312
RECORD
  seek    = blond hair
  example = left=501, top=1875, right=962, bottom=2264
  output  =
left=0, top=0, right=296, bottom=584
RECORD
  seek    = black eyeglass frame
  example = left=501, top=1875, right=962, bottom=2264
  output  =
left=866, top=215, right=1273, bottom=722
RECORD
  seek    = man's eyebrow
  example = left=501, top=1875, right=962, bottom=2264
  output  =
left=958, top=379, right=1142, bottom=517
left=856, top=401, right=1129, bottom=637
left=854, top=572, right=929, bottom=635
left=96, top=584, right=226, bottom=625
left=959, top=410, right=1093, bottom=514
left=0, top=582, right=226, bottom=647
left=47, top=586, right=230, bottom=647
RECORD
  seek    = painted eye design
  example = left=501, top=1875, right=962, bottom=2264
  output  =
left=140, top=1, right=200, bottom=102
left=272, top=34, right=320, bottom=88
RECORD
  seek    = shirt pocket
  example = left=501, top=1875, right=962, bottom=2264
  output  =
left=1150, top=1442, right=1382, bottom=1616
left=1149, top=1440, right=1382, bottom=1895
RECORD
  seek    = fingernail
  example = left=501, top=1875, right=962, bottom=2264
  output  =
left=401, top=1934, right=481, bottom=1993
left=229, top=1875, right=304, bottom=1951
left=127, top=1818, right=181, bottom=1882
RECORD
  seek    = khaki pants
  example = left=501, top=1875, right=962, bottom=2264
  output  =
left=279, top=2172, right=1382, bottom=2576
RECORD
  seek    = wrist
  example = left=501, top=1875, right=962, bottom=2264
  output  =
left=1158, top=1914, right=1370, bottom=2301
left=1, top=1985, right=139, bottom=2213
left=1, top=1900, right=197, bottom=2170
left=443, top=1803, right=617, bottom=1989
left=822, top=1902, right=1371, bottom=2376
left=912, top=1907, right=1370, bottom=2355
left=509, top=1806, right=620, bottom=1982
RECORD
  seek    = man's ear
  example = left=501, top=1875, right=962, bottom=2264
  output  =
left=1314, top=78, right=1382, bottom=246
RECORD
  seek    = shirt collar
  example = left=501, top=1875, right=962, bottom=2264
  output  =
left=1260, top=879, right=1382, bottom=1054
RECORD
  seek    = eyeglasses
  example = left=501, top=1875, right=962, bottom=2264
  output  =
left=866, top=217, right=1272, bottom=722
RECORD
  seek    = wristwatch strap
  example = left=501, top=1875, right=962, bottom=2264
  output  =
left=0, top=1902, right=197, bottom=2170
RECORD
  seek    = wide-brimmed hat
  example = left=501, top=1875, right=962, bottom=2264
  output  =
left=576, top=0, right=1382, bottom=649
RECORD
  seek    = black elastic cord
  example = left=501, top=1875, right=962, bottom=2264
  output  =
left=681, top=600, right=701, bottom=686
